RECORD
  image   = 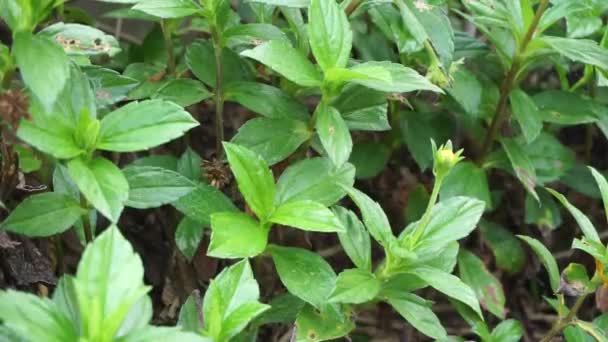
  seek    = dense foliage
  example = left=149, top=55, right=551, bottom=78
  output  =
left=0, top=0, right=607, bottom=341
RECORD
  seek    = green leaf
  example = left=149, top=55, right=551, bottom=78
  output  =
left=175, top=217, right=204, bottom=261
left=491, top=319, right=524, bottom=342
left=458, top=249, right=506, bottom=319
left=316, top=105, right=352, bottom=167
left=253, top=293, right=305, bottom=326
left=295, top=303, right=354, bottom=342
left=547, top=188, right=601, bottom=243
left=39, top=22, right=121, bottom=57
left=208, top=211, right=269, bottom=258
left=350, top=61, right=442, bottom=93
left=118, top=327, right=211, bottom=342
left=74, top=226, right=150, bottom=340
left=201, top=259, right=268, bottom=341
left=401, top=111, right=454, bottom=171
left=269, top=245, right=336, bottom=308
left=518, top=235, right=560, bottom=292
left=334, top=206, right=372, bottom=271
left=177, top=148, right=203, bottom=182
left=248, top=0, right=309, bottom=7
left=332, top=84, right=389, bottom=131
left=480, top=221, right=526, bottom=274
left=130, top=155, right=178, bottom=171
left=534, top=90, right=599, bottom=125
left=589, top=166, right=608, bottom=224
left=543, top=36, right=608, bottom=70
left=410, top=197, right=485, bottom=254
left=328, top=269, right=379, bottom=304
left=241, top=41, right=322, bottom=87
left=173, top=183, right=237, bottom=226
left=231, top=118, right=311, bottom=166
left=572, top=237, right=607, bottom=265
left=308, top=0, right=352, bottom=71
left=13, top=32, right=69, bottom=112
left=269, top=200, right=343, bottom=233
left=84, top=66, right=139, bottom=108
left=133, top=0, right=201, bottom=18
left=510, top=89, right=542, bottom=144
left=221, top=23, right=289, bottom=47
left=186, top=40, right=254, bottom=88
left=406, top=265, right=482, bottom=318
left=98, top=100, right=198, bottom=152
left=501, top=137, right=539, bottom=201
left=68, top=157, right=129, bottom=222
left=349, top=141, right=391, bottom=179
left=275, top=157, right=355, bottom=206
left=14, top=145, right=42, bottom=173
left=447, top=69, right=482, bottom=116
left=152, top=79, right=212, bottom=107
left=224, top=82, right=309, bottom=121
left=0, top=290, right=76, bottom=342
left=525, top=189, right=562, bottom=230
left=1, top=192, right=82, bottom=237
left=395, top=0, right=454, bottom=70
left=344, top=186, right=393, bottom=247
left=440, top=162, right=492, bottom=210
left=123, top=166, right=195, bottom=209
left=224, top=142, right=275, bottom=219
left=527, top=133, right=575, bottom=184
left=221, top=302, right=269, bottom=340
left=385, top=292, right=447, bottom=340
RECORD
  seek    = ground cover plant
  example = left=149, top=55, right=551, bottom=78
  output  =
left=0, top=0, right=607, bottom=340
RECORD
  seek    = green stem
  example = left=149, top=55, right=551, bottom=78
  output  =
left=345, top=0, right=363, bottom=17
left=477, top=0, right=550, bottom=163
left=161, top=20, right=176, bottom=76
left=539, top=295, right=587, bottom=342
left=212, top=29, right=225, bottom=158
left=80, top=197, right=93, bottom=244
left=1, top=67, right=14, bottom=90
left=410, top=176, right=443, bottom=245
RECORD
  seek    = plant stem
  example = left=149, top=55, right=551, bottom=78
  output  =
left=161, top=20, right=176, bottom=76
left=1, top=67, right=14, bottom=90
left=410, top=176, right=443, bottom=245
left=477, top=0, right=550, bottom=163
left=540, top=295, right=587, bottom=342
left=212, top=34, right=225, bottom=157
left=345, top=0, right=363, bottom=16
left=80, top=197, right=93, bottom=244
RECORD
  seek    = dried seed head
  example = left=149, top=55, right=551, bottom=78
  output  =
left=202, top=158, right=232, bottom=189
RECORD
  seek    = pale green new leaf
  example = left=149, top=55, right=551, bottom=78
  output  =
left=208, top=212, right=269, bottom=258
left=74, top=226, right=151, bottom=340
left=328, top=269, right=380, bottom=304
left=68, top=157, right=129, bottom=223
left=223, top=142, right=276, bottom=220
left=133, top=0, right=201, bottom=18
left=308, top=0, right=352, bottom=71
left=241, top=41, right=322, bottom=87
left=269, top=200, right=344, bottom=232
left=12, top=32, right=70, bottom=113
